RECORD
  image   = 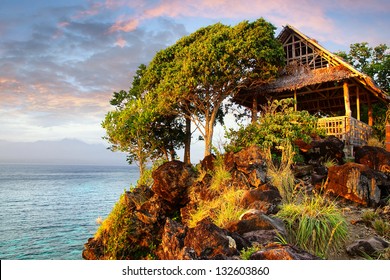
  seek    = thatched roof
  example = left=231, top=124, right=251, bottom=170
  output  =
left=260, top=65, right=353, bottom=93
left=234, top=25, right=389, bottom=110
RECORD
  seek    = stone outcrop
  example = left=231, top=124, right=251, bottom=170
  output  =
left=324, top=162, right=385, bottom=206
left=355, top=146, right=390, bottom=174
left=296, top=136, right=344, bottom=165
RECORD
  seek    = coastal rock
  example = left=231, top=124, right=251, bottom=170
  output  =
left=250, top=243, right=320, bottom=260
left=241, top=183, right=282, bottom=213
left=355, top=146, right=390, bottom=174
left=346, top=236, right=390, bottom=257
left=152, top=160, right=196, bottom=206
left=298, top=136, right=344, bottom=165
left=184, top=218, right=239, bottom=259
left=200, top=154, right=216, bottom=172
left=324, top=162, right=383, bottom=206
left=233, top=145, right=267, bottom=186
left=156, top=218, right=196, bottom=260
left=226, top=210, right=286, bottom=236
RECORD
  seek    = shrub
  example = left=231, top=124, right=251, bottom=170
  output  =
left=240, top=245, right=262, bottom=260
left=373, top=219, right=390, bottom=239
left=225, top=98, right=325, bottom=153
left=276, top=195, right=348, bottom=259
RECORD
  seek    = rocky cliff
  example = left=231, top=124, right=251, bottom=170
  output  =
left=83, top=138, right=390, bottom=260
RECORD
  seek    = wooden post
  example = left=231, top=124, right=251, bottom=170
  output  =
left=356, top=87, right=360, bottom=121
left=294, top=89, right=297, bottom=111
left=252, top=96, right=258, bottom=123
left=343, top=81, right=351, bottom=117
left=367, top=95, right=373, bottom=126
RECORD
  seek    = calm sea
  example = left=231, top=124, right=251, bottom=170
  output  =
left=0, top=164, right=139, bottom=260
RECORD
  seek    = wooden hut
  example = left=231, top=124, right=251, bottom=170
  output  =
left=233, top=25, right=389, bottom=156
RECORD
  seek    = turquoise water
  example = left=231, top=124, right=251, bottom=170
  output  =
left=0, top=164, right=139, bottom=260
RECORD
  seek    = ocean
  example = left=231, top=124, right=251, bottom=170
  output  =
left=0, top=164, right=139, bottom=260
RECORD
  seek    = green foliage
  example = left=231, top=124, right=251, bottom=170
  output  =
left=143, top=18, right=284, bottom=157
left=276, top=195, right=348, bottom=259
left=95, top=193, right=138, bottom=259
left=225, top=98, right=325, bottom=153
left=336, top=43, right=389, bottom=140
left=240, top=245, right=262, bottom=260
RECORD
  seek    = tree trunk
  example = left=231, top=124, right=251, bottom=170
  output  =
left=184, top=115, right=191, bottom=164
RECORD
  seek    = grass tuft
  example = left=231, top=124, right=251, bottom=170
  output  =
left=276, top=194, right=348, bottom=259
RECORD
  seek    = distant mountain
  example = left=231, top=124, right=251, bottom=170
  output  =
left=0, top=139, right=128, bottom=165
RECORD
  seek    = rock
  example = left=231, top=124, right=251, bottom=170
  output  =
left=226, top=211, right=286, bottom=236
left=156, top=219, right=196, bottom=260
left=300, top=136, right=344, bottom=165
left=200, top=154, right=216, bottom=172
left=346, top=236, right=390, bottom=257
left=355, top=146, right=390, bottom=174
left=250, top=243, right=320, bottom=260
left=152, top=160, right=196, bottom=206
left=243, top=229, right=281, bottom=246
left=241, top=183, right=282, bottom=213
left=233, top=145, right=267, bottom=186
left=324, top=162, right=383, bottom=206
left=82, top=238, right=105, bottom=260
left=184, top=218, right=239, bottom=259
left=224, top=151, right=236, bottom=172
left=312, top=165, right=328, bottom=187
left=292, top=164, right=313, bottom=178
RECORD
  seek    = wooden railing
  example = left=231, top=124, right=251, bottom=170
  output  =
left=317, top=116, right=372, bottom=147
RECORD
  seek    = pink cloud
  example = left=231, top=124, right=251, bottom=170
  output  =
left=115, top=37, right=127, bottom=48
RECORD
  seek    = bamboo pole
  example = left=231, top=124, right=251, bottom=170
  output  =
left=367, top=95, right=373, bottom=126
left=294, top=89, right=297, bottom=111
left=356, top=87, right=360, bottom=121
left=343, top=81, right=351, bottom=117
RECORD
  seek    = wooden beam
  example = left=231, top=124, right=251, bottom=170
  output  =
left=343, top=81, right=352, bottom=117
left=294, top=89, right=297, bottom=111
left=356, top=87, right=360, bottom=121
left=368, top=94, right=373, bottom=126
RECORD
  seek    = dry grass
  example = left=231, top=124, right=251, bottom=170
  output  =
left=276, top=194, right=348, bottom=259
left=265, top=141, right=297, bottom=203
left=188, top=187, right=247, bottom=228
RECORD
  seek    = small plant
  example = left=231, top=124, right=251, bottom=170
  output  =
left=276, top=195, right=348, bottom=259
left=361, top=209, right=379, bottom=224
left=373, top=218, right=390, bottom=239
left=323, top=158, right=337, bottom=169
left=367, top=137, right=385, bottom=148
left=240, top=245, right=262, bottom=260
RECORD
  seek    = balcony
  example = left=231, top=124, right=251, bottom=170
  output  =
left=317, top=116, right=372, bottom=156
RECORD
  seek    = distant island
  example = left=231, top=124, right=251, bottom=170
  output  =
left=0, top=139, right=128, bottom=166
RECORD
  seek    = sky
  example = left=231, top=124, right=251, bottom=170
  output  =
left=0, top=0, right=389, bottom=162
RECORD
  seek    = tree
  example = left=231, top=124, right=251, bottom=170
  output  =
left=336, top=43, right=389, bottom=140
left=143, top=18, right=284, bottom=157
left=102, top=65, right=185, bottom=178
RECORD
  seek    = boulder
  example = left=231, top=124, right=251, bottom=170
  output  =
left=200, top=154, right=216, bottom=172
left=250, top=243, right=320, bottom=260
left=355, top=146, right=390, bottom=174
left=152, top=160, right=196, bottom=206
left=241, top=183, right=282, bottom=213
left=298, top=136, right=344, bottom=165
left=184, top=218, right=239, bottom=259
left=156, top=219, right=196, bottom=260
left=226, top=210, right=286, bottom=236
left=324, top=162, right=383, bottom=206
left=346, top=236, right=390, bottom=257
left=233, top=145, right=267, bottom=187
